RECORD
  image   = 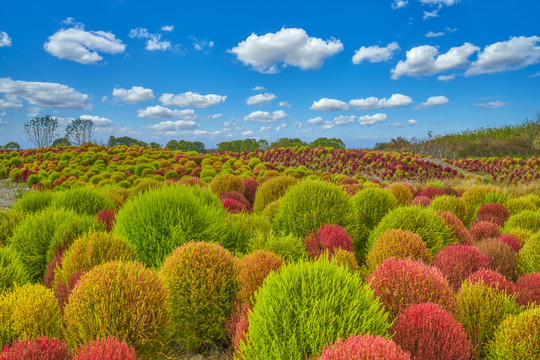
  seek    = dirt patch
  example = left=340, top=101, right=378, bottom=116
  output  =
left=0, top=179, right=29, bottom=210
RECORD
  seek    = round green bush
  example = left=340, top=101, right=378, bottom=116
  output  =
left=386, top=183, right=413, bottom=206
left=504, top=210, right=540, bottom=233
left=64, top=261, right=170, bottom=359
left=506, top=197, right=538, bottom=216
left=160, top=242, right=237, bottom=351
left=457, top=279, right=520, bottom=359
left=225, top=213, right=271, bottom=254
left=368, top=206, right=454, bottom=256
left=518, top=232, right=540, bottom=274
left=114, top=185, right=231, bottom=268
left=462, top=186, right=502, bottom=225
left=0, top=283, right=62, bottom=346
left=11, top=191, right=53, bottom=214
left=486, top=305, right=539, bottom=360
left=430, top=195, right=468, bottom=224
left=253, top=176, right=298, bottom=213
left=0, top=209, right=25, bottom=246
left=237, top=259, right=391, bottom=360
left=209, top=174, right=244, bottom=195
left=10, top=208, right=99, bottom=282
left=0, top=246, right=30, bottom=294
left=247, top=229, right=306, bottom=262
left=50, top=187, right=115, bottom=216
left=261, top=199, right=280, bottom=221
left=351, top=187, right=397, bottom=232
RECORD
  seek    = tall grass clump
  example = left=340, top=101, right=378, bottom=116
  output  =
left=252, top=176, right=298, bottom=213
left=0, top=210, right=25, bottom=246
left=114, top=185, right=230, bottom=268
left=237, top=259, right=390, bottom=360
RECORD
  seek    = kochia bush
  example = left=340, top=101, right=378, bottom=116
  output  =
left=475, top=202, right=510, bottom=227
left=237, top=259, right=390, bottom=360
left=253, top=176, right=298, bottom=213
left=350, top=187, right=397, bottom=232
left=475, top=238, right=518, bottom=281
left=0, top=336, right=71, bottom=360
left=209, top=174, right=244, bottom=195
left=73, top=336, right=140, bottom=360
left=469, top=221, right=500, bottom=243
left=433, top=245, right=490, bottom=291
left=517, top=231, right=540, bottom=274
left=160, top=242, right=237, bottom=352
left=237, top=250, right=283, bottom=306
left=504, top=210, right=540, bottom=233
left=430, top=195, right=468, bottom=224
left=386, top=183, right=413, bottom=206
left=11, top=191, right=53, bottom=214
left=304, top=224, right=354, bottom=260
left=436, top=211, right=473, bottom=245
left=316, top=334, right=411, bottom=360
left=50, top=187, right=115, bottom=216
left=466, top=269, right=516, bottom=295
left=515, top=272, right=540, bottom=307
left=0, top=247, right=29, bottom=294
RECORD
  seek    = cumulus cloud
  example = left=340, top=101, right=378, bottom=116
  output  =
left=358, top=113, right=387, bottom=126
left=129, top=27, right=171, bottom=51
left=246, top=93, right=277, bottom=106
left=229, top=27, right=343, bottom=73
left=253, top=86, right=265, bottom=91
left=0, top=31, right=12, bottom=47
left=137, top=105, right=197, bottom=119
left=112, top=86, right=155, bottom=103
left=408, top=119, right=419, bottom=125
left=26, top=106, right=41, bottom=117
left=79, top=114, right=114, bottom=126
left=391, top=43, right=479, bottom=79
left=334, top=115, right=356, bottom=125
left=437, top=74, right=456, bottom=81
left=0, top=95, right=23, bottom=110
left=425, top=31, right=445, bottom=38
left=159, top=92, right=226, bottom=108
left=310, top=98, right=350, bottom=111
left=349, top=93, right=413, bottom=110
left=531, top=70, right=540, bottom=78
left=244, top=110, right=288, bottom=123
left=321, top=121, right=335, bottom=131
left=44, top=26, right=125, bottom=64
left=276, top=123, right=288, bottom=132
left=161, top=25, right=174, bottom=32
left=353, top=42, right=400, bottom=64
left=466, top=36, right=540, bottom=75
left=308, top=116, right=323, bottom=125
left=147, top=120, right=198, bottom=131
left=193, top=38, right=214, bottom=51
left=242, top=130, right=255, bottom=136
left=0, top=78, right=91, bottom=109
left=473, top=100, right=508, bottom=109
left=211, top=113, right=224, bottom=119
left=392, top=0, right=408, bottom=9
left=420, top=0, right=460, bottom=5
left=423, top=9, right=439, bottom=19
left=415, top=96, right=449, bottom=109
left=279, top=101, right=291, bottom=107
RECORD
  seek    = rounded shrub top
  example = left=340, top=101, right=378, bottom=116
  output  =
left=386, top=183, right=413, bottom=207
left=367, top=257, right=456, bottom=318
left=366, top=229, right=431, bottom=272
left=517, top=231, right=540, bottom=275
left=466, top=269, right=516, bottom=295
left=63, top=261, right=170, bottom=358
left=50, top=187, right=115, bottom=216
left=74, top=336, right=139, bottom=360
left=433, top=244, right=490, bottom=291
left=304, top=224, right=354, bottom=260
left=316, top=334, right=411, bottom=360
left=209, top=174, right=244, bottom=195
left=368, top=206, right=454, bottom=256
left=0, top=246, right=30, bottom=294
left=238, top=259, right=390, bottom=360
left=237, top=250, right=283, bottom=306
left=114, top=185, right=230, bottom=268
left=475, top=238, right=518, bottom=281
left=430, top=195, right=468, bottom=224
left=475, top=202, right=510, bottom=227
left=469, top=221, right=500, bottom=243
left=516, top=272, right=540, bottom=307
left=351, top=187, right=398, bottom=231
left=504, top=210, right=540, bottom=233
left=0, top=336, right=71, bottom=360
left=253, top=175, right=298, bottom=213
left=436, top=211, right=473, bottom=245
left=11, top=191, right=53, bottom=214
left=273, top=180, right=355, bottom=240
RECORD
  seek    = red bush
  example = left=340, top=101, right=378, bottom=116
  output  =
left=410, top=196, right=431, bottom=207
left=0, top=336, right=71, bottom=360
left=95, top=208, right=118, bottom=232
left=74, top=336, right=139, bottom=360
left=418, top=187, right=445, bottom=199
left=475, top=238, right=518, bottom=281
left=316, top=334, right=411, bottom=360
left=437, top=211, right=473, bottom=245
left=516, top=272, right=540, bottom=307
left=469, top=221, right=500, bottom=242
left=496, top=234, right=522, bottom=253
left=466, top=269, right=516, bottom=295
left=242, top=178, right=258, bottom=206
left=367, top=257, right=456, bottom=318
left=231, top=303, right=250, bottom=357
left=237, top=250, right=283, bottom=305
left=54, top=269, right=86, bottom=314
left=343, top=183, right=363, bottom=196
left=433, top=245, right=490, bottom=291
left=222, top=198, right=248, bottom=214
left=44, top=252, right=63, bottom=289
left=220, top=191, right=252, bottom=212
left=304, top=224, right=354, bottom=260
left=475, top=203, right=510, bottom=227
left=391, top=303, right=472, bottom=360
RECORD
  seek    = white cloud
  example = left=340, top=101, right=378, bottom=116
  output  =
left=391, top=43, right=479, bottom=79
left=276, top=123, right=288, bottom=132
left=420, top=0, right=459, bottom=5
left=350, top=93, right=413, bottom=110
left=211, top=113, right=224, bottom=119
left=0, top=95, right=23, bottom=110
left=308, top=116, right=323, bottom=125
left=437, top=74, right=456, bottom=81
left=246, top=93, right=277, bottom=106
left=44, top=26, right=125, bottom=64
left=352, top=42, right=399, bottom=64
left=79, top=114, right=114, bottom=126
left=279, top=101, right=291, bottom=107
left=473, top=100, right=508, bottom=109
left=26, top=107, right=41, bottom=117
left=321, top=121, right=335, bottom=131
left=193, top=39, right=214, bottom=51
left=159, top=92, right=226, bottom=108
left=129, top=27, right=171, bottom=51
left=310, top=98, right=350, bottom=111
left=334, top=115, right=356, bottom=125
left=147, top=120, right=198, bottom=131
left=531, top=70, right=540, bottom=78
left=425, top=31, right=445, bottom=38
left=0, top=31, right=12, bottom=47
left=242, top=130, right=255, bottom=136
left=302, top=128, right=314, bottom=133
left=244, top=110, right=288, bottom=123
left=423, top=10, right=439, bottom=20
left=253, top=86, right=265, bottom=91
left=259, top=126, right=272, bottom=132
left=294, top=122, right=302, bottom=128
left=386, top=122, right=404, bottom=127
left=466, top=36, right=540, bottom=76
left=392, top=0, right=408, bottom=9
left=137, top=105, right=197, bottom=119
left=408, top=119, right=419, bottom=125
left=415, top=96, right=449, bottom=109
left=192, top=130, right=207, bottom=136
left=0, top=78, right=91, bottom=109
left=229, top=27, right=343, bottom=73
left=112, top=86, right=155, bottom=103
left=358, top=113, right=387, bottom=126
left=161, top=25, right=174, bottom=32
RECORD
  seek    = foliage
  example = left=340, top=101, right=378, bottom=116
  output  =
left=0, top=210, right=25, bottom=246
left=11, top=191, right=53, bottom=213
left=63, top=261, right=170, bottom=359
left=160, top=242, right=236, bottom=352
left=73, top=336, right=140, bottom=360
left=52, top=137, right=72, bottom=147
left=433, top=245, right=490, bottom=291
left=50, top=187, right=115, bottom=216
left=517, top=232, right=540, bottom=274
left=209, top=174, right=244, bottom=195
left=0, top=336, right=71, bottom=360
left=351, top=187, right=398, bottom=233
left=309, top=137, right=345, bottom=149
left=305, top=224, right=354, bottom=260
left=475, top=202, right=510, bottom=227
left=270, top=138, right=308, bottom=149
left=0, top=246, right=30, bottom=294
left=466, top=269, right=516, bottom=295
left=66, top=118, right=95, bottom=147
left=247, top=229, right=306, bottom=262
left=217, top=139, right=268, bottom=152
left=237, top=250, right=283, bottom=306
left=430, top=195, right=468, bottom=224
left=107, top=135, right=148, bottom=147
left=386, top=183, right=413, bottom=206
left=469, top=221, right=501, bottom=242
left=504, top=210, right=540, bottom=233
left=436, top=211, right=473, bottom=245
left=515, top=272, right=540, bottom=307
left=475, top=238, right=518, bottom=281
left=315, top=334, right=411, bottom=360
left=253, top=175, right=298, bottom=213
left=166, top=139, right=206, bottom=153
left=237, top=259, right=391, bottom=360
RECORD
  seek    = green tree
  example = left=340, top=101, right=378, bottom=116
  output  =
left=150, top=142, right=162, bottom=149
left=24, top=115, right=58, bottom=148
left=66, top=118, right=95, bottom=146
left=3, top=141, right=21, bottom=150
left=310, top=137, right=345, bottom=149
left=270, top=138, right=308, bottom=149
left=52, top=137, right=71, bottom=147
left=108, top=135, right=148, bottom=147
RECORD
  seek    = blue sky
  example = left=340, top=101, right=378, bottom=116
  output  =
left=1, top=0, right=539, bottom=148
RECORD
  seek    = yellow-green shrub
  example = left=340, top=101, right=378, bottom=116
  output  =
left=0, top=246, right=30, bottom=294
left=253, top=176, right=298, bottom=213
left=518, top=232, right=540, bottom=274
left=430, top=195, right=468, bottom=224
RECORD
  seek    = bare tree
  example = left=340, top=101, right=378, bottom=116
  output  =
left=24, top=115, right=58, bottom=148
left=66, top=118, right=95, bottom=146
